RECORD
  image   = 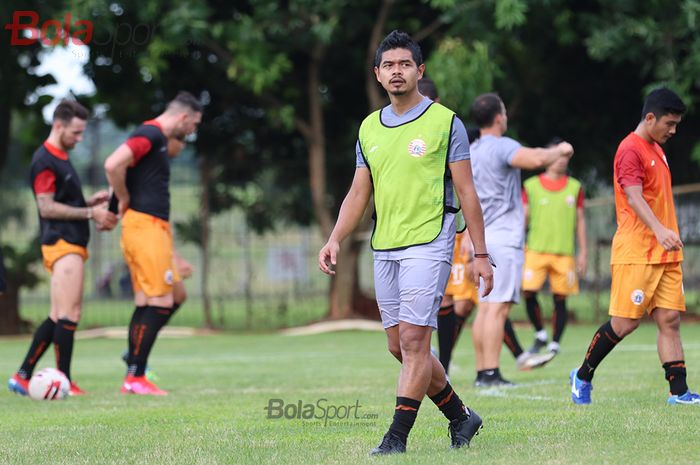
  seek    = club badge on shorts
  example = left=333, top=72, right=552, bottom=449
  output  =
left=408, top=138, right=427, bottom=158
left=630, top=289, right=644, bottom=306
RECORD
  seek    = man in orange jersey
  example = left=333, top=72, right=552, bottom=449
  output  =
left=570, top=88, right=699, bottom=405
left=105, top=91, right=202, bottom=396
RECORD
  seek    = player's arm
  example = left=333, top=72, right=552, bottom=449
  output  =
left=510, top=142, right=573, bottom=170
left=623, top=185, right=682, bottom=251
left=450, top=159, right=494, bottom=296
left=33, top=168, right=117, bottom=229
left=318, top=167, right=372, bottom=275
left=575, top=205, right=587, bottom=275
left=104, top=144, right=135, bottom=216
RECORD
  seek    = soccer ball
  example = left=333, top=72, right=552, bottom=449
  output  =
left=28, top=368, right=70, bottom=400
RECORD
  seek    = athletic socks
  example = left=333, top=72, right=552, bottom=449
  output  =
left=663, top=360, right=689, bottom=396
left=128, top=306, right=172, bottom=377
left=53, top=318, right=78, bottom=380
left=126, top=306, right=147, bottom=366
left=437, top=304, right=456, bottom=372
left=535, top=329, right=548, bottom=342
left=429, top=382, right=469, bottom=422
left=503, top=318, right=524, bottom=358
left=577, top=320, right=621, bottom=382
left=524, top=292, right=544, bottom=332
left=389, top=397, right=421, bottom=444
left=455, top=313, right=467, bottom=341
left=552, top=294, right=568, bottom=343
left=18, top=317, right=56, bottom=379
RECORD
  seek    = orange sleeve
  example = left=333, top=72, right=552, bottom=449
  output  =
left=125, top=136, right=153, bottom=165
left=616, top=149, right=645, bottom=188
left=33, top=169, right=56, bottom=195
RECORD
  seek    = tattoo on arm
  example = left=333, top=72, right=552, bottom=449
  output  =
left=36, top=194, right=90, bottom=220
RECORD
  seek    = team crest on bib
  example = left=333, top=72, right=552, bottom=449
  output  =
left=164, top=269, right=174, bottom=285
left=566, top=195, right=575, bottom=207
left=408, top=139, right=427, bottom=158
left=630, top=289, right=644, bottom=306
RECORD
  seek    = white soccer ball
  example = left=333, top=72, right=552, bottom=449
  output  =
left=28, top=368, right=70, bottom=400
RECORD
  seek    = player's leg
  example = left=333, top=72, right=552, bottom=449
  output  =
left=49, top=253, right=86, bottom=394
left=436, top=294, right=456, bottom=372
left=549, top=254, right=578, bottom=354
left=522, top=251, right=548, bottom=351
left=570, top=263, right=647, bottom=404
left=651, top=264, right=699, bottom=404
left=502, top=317, right=525, bottom=361
left=474, top=301, right=513, bottom=385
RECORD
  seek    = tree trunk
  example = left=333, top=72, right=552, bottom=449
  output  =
left=0, top=282, right=30, bottom=335
left=199, top=157, right=214, bottom=329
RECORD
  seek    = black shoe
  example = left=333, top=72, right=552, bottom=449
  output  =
left=449, top=408, right=483, bottom=449
left=369, top=432, right=406, bottom=456
left=527, top=337, right=548, bottom=354
left=474, top=370, right=515, bottom=388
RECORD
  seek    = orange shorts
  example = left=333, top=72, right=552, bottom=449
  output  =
left=609, top=262, right=685, bottom=319
left=120, top=209, right=179, bottom=297
left=522, top=251, right=578, bottom=295
left=41, top=239, right=88, bottom=272
left=445, top=257, right=479, bottom=304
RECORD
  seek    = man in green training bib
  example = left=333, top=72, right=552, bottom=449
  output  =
left=319, top=30, right=493, bottom=456
left=522, top=141, right=587, bottom=359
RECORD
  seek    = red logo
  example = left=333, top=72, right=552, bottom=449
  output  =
left=4, top=11, right=93, bottom=46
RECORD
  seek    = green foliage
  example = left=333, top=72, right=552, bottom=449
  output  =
left=426, top=38, right=501, bottom=117
left=494, top=0, right=529, bottom=30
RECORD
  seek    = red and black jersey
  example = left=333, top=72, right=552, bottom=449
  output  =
left=124, top=120, right=170, bottom=220
left=29, top=141, right=89, bottom=247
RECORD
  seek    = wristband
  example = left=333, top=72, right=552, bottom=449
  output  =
left=474, top=253, right=496, bottom=268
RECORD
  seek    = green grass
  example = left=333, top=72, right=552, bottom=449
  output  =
left=1, top=323, right=700, bottom=464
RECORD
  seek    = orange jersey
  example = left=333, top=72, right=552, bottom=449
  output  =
left=611, top=132, right=682, bottom=265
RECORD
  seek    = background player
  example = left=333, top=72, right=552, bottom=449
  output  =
left=521, top=138, right=587, bottom=360
left=8, top=100, right=117, bottom=396
left=570, top=88, right=700, bottom=405
left=469, top=93, right=574, bottom=386
left=105, top=92, right=202, bottom=396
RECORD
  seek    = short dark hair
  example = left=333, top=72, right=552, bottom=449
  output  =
left=641, top=87, right=686, bottom=120
left=168, top=90, right=203, bottom=113
left=374, top=30, right=423, bottom=68
left=53, top=100, right=89, bottom=123
left=471, top=93, right=504, bottom=128
left=417, top=77, right=438, bottom=100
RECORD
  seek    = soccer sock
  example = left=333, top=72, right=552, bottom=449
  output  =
left=503, top=318, right=524, bottom=358
left=525, top=292, right=544, bottom=332
left=126, top=306, right=147, bottom=366
left=429, top=382, right=469, bottom=422
left=129, top=306, right=172, bottom=377
left=663, top=360, right=688, bottom=396
left=53, top=319, right=78, bottom=381
left=552, top=294, right=568, bottom=343
left=577, top=320, right=621, bottom=382
left=437, top=304, right=456, bottom=372
left=388, top=397, right=421, bottom=443
left=477, top=367, right=502, bottom=380
left=454, top=313, right=467, bottom=342
left=18, top=317, right=56, bottom=379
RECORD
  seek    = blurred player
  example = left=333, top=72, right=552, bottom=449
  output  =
left=521, top=139, right=587, bottom=360
left=105, top=92, right=202, bottom=396
left=319, top=31, right=493, bottom=455
left=119, top=135, right=194, bottom=379
left=415, top=78, right=479, bottom=374
left=469, top=93, right=574, bottom=386
left=570, top=88, right=700, bottom=405
left=8, top=100, right=117, bottom=396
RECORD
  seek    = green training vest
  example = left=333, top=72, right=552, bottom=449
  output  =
left=525, top=175, right=581, bottom=255
left=359, top=102, right=455, bottom=250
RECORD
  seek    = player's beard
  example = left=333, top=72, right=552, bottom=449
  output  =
left=389, top=89, right=407, bottom=96
left=60, top=133, right=76, bottom=150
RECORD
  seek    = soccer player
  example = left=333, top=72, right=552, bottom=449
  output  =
left=8, top=100, right=117, bottom=396
left=415, top=77, right=480, bottom=374
left=570, top=88, right=700, bottom=405
left=319, top=31, right=493, bottom=455
left=469, top=93, right=574, bottom=386
left=521, top=140, right=587, bottom=359
left=105, top=92, right=202, bottom=396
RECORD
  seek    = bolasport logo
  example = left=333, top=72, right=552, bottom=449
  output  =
left=264, top=398, right=379, bottom=427
left=4, top=10, right=160, bottom=56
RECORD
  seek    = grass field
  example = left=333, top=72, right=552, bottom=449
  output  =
left=1, top=323, right=699, bottom=465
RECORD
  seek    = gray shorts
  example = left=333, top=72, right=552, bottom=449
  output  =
left=374, top=258, right=451, bottom=329
left=479, top=244, right=523, bottom=304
